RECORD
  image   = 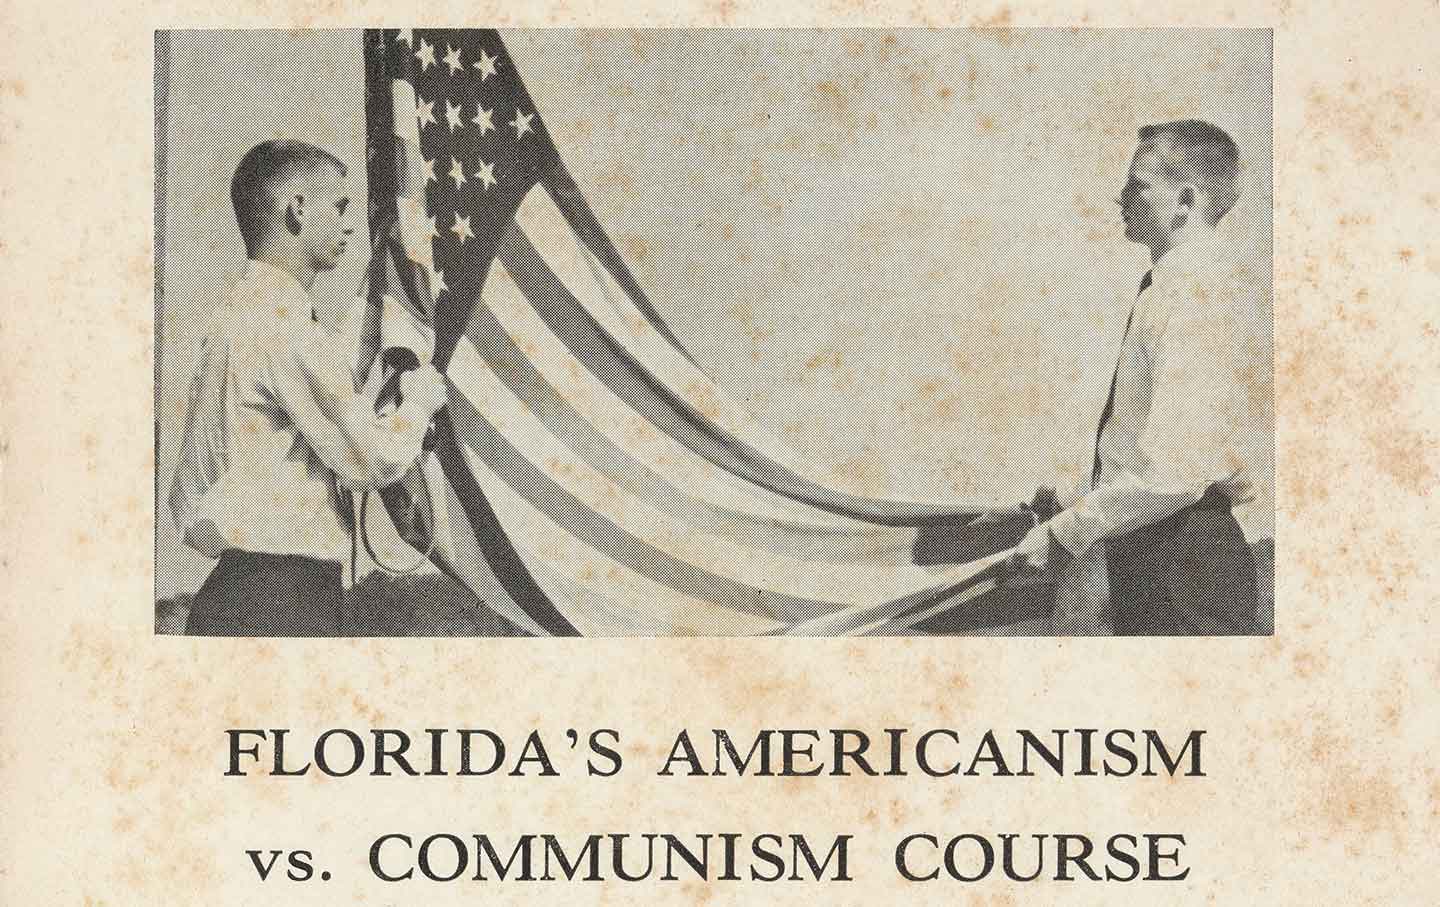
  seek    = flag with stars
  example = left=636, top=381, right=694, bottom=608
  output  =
left=362, top=29, right=1030, bottom=636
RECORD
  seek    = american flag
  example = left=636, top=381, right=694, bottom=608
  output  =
left=362, top=29, right=1032, bottom=636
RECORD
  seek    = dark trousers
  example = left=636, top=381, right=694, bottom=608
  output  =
left=1103, top=495, right=1260, bottom=636
left=185, top=550, right=344, bottom=637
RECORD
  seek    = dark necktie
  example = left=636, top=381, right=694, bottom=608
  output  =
left=1091, top=270, right=1152, bottom=485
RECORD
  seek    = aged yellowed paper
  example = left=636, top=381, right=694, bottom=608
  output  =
left=3, top=0, right=1438, bottom=903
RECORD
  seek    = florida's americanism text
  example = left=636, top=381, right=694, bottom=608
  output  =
left=224, top=726, right=1207, bottom=779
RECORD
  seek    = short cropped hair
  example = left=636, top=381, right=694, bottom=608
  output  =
left=1137, top=120, right=1241, bottom=225
left=231, top=140, right=346, bottom=256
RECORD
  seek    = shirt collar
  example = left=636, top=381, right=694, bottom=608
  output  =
left=239, top=258, right=316, bottom=322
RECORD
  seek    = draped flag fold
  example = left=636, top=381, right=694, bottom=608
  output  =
left=362, top=29, right=1026, bottom=636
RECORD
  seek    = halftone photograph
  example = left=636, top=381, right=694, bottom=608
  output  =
left=155, top=28, right=1273, bottom=637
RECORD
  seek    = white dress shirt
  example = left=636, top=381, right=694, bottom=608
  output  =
left=169, top=260, right=434, bottom=563
left=1049, top=228, right=1275, bottom=556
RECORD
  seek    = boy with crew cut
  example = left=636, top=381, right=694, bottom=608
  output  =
left=1004, top=120, right=1272, bottom=634
left=170, top=139, right=448, bottom=636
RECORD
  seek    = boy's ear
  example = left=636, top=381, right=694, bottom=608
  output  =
left=1177, top=184, right=1197, bottom=213
left=285, top=194, right=304, bottom=236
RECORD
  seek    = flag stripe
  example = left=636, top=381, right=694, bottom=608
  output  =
left=446, top=334, right=961, bottom=601
left=453, top=431, right=789, bottom=635
left=379, top=237, right=434, bottom=346
left=522, top=187, right=856, bottom=488
left=512, top=186, right=992, bottom=527
left=511, top=528, right=789, bottom=636
left=431, top=408, right=580, bottom=636
left=544, top=163, right=699, bottom=367
left=459, top=295, right=920, bottom=564
left=474, top=255, right=845, bottom=527
left=424, top=455, right=551, bottom=637
left=498, top=224, right=981, bottom=527
left=446, top=385, right=844, bottom=622
left=505, top=192, right=858, bottom=500
left=512, top=546, right=670, bottom=635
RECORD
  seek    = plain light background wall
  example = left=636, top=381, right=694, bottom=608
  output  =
left=157, top=28, right=1272, bottom=599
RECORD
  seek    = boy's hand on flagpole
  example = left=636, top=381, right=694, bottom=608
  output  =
left=1029, top=485, right=1061, bottom=520
left=400, top=365, right=449, bottom=418
left=1003, top=523, right=1068, bottom=588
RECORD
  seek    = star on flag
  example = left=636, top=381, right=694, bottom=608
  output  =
left=473, top=48, right=498, bottom=80
left=474, top=158, right=496, bottom=191
left=443, top=44, right=463, bottom=75
left=415, top=38, right=437, bottom=71
left=371, top=30, right=564, bottom=341
left=450, top=211, right=473, bottom=244
left=511, top=109, right=535, bottom=138
left=472, top=104, right=494, bottom=136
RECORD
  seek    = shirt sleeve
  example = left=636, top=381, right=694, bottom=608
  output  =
left=1048, top=271, right=1266, bottom=554
left=336, top=294, right=393, bottom=391
left=262, top=325, right=434, bottom=491
left=1056, top=480, right=1087, bottom=511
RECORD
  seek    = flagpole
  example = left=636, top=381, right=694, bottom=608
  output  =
left=153, top=28, right=170, bottom=611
